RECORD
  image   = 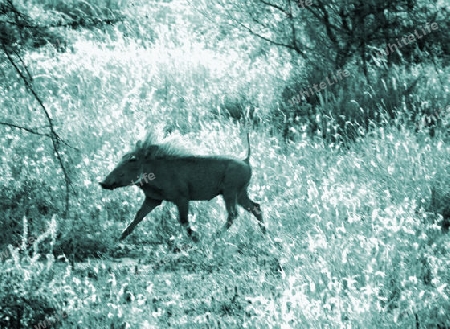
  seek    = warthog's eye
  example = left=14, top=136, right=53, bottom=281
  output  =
left=129, top=155, right=137, bottom=162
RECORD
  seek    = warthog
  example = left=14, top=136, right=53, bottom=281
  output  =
left=99, top=133, right=264, bottom=241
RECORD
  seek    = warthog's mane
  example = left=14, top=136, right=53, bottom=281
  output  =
left=134, top=132, right=193, bottom=159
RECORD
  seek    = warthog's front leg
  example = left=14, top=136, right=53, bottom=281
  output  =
left=174, top=199, right=198, bottom=242
left=120, top=197, right=162, bottom=240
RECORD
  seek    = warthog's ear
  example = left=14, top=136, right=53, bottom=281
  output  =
left=144, top=145, right=159, bottom=159
left=135, top=140, right=142, bottom=151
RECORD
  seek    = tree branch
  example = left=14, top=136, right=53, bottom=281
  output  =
left=0, top=122, right=52, bottom=137
left=2, top=43, right=73, bottom=215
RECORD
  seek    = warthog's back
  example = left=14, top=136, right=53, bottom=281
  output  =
left=140, top=156, right=252, bottom=201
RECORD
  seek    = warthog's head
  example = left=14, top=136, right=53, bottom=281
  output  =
left=99, top=139, right=160, bottom=190
left=99, top=151, right=143, bottom=190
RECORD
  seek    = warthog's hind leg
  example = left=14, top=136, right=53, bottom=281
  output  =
left=120, top=197, right=161, bottom=240
left=238, top=192, right=265, bottom=234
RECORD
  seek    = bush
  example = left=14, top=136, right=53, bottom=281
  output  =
left=0, top=216, right=68, bottom=329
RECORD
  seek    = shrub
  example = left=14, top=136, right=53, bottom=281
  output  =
left=0, top=216, right=68, bottom=329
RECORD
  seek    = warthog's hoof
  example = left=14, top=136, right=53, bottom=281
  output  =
left=187, top=228, right=199, bottom=242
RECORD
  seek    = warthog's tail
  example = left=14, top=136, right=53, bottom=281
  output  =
left=244, top=132, right=251, bottom=165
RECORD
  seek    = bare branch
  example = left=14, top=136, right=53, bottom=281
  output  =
left=2, top=43, right=73, bottom=215
left=0, top=121, right=52, bottom=137
left=236, top=20, right=308, bottom=58
left=259, top=0, right=292, bottom=18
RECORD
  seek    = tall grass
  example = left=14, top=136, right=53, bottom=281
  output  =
left=1, top=0, right=449, bottom=328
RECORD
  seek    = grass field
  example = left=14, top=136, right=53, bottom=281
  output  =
left=1, top=0, right=450, bottom=328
